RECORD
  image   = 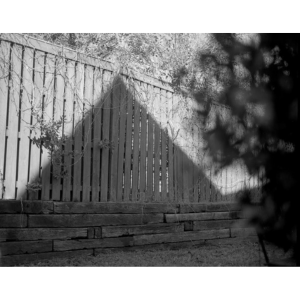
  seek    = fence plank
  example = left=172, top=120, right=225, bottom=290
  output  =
left=146, top=85, right=154, bottom=202
left=28, top=50, right=45, bottom=200
left=91, top=67, right=102, bottom=202
left=193, top=126, right=199, bottom=203
left=123, top=78, right=133, bottom=202
left=41, top=54, right=55, bottom=200
left=116, top=76, right=127, bottom=201
left=189, top=129, right=196, bottom=203
left=199, top=131, right=206, bottom=202
left=72, top=62, right=84, bottom=202
left=61, top=60, right=75, bottom=201
left=176, top=146, right=183, bottom=202
left=100, top=70, right=112, bottom=202
left=199, top=172, right=207, bottom=202
left=109, top=76, right=121, bottom=202
left=227, top=165, right=234, bottom=202
left=4, top=44, right=22, bottom=199
left=82, top=65, right=93, bottom=202
left=0, top=41, right=10, bottom=199
left=167, top=91, right=174, bottom=202
left=204, top=168, right=211, bottom=202
left=160, top=89, right=167, bottom=202
left=131, top=81, right=141, bottom=202
left=139, top=82, right=147, bottom=202
left=51, top=56, right=65, bottom=201
left=153, top=87, right=161, bottom=202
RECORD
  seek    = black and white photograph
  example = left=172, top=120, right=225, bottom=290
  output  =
left=0, top=1, right=298, bottom=299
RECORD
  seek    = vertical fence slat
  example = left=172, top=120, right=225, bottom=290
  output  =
left=109, top=76, right=120, bottom=202
left=100, top=70, right=112, bottom=202
left=0, top=41, right=10, bottom=199
left=193, top=125, right=199, bottom=203
left=189, top=131, right=195, bottom=203
left=91, top=67, right=102, bottom=202
left=153, top=87, right=161, bottom=202
left=72, top=62, right=84, bottom=202
left=62, top=60, right=75, bottom=201
left=224, top=169, right=229, bottom=202
left=116, top=76, right=127, bottom=201
left=41, top=54, right=55, bottom=200
left=182, top=155, right=188, bottom=202
left=123, top=78, right=133, bottom=202
left=16, top=48, right=33, bottom=200
left=82, top=65, right=93, bottom=202
left=228, top=165, right=234, bottom=201
left=176, top=146, right=183, bottom=202
left=28, top=50, right=45, bottom=200
left=173, top=145, right=178, bottom=202
left=51, top=56, right=65, bottom=201
left=198, top=122, right=205, bottom=202
left=216, top=170, right=222, bottom=202
left=166, top=91, right=174, bottom=201
left=131, top=81, right=141, bottom=202
left=160, top=89, right=167, bottom=202
left=146, top=85, right=154, bottom=202
left=138, top=82, right=147, bottom=202
left=4, top=44, right=22, bottom=199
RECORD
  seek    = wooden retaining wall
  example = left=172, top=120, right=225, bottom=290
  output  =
left=0, top=200, right=256, bottom=266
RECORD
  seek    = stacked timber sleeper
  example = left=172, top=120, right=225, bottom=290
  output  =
left=0, top=200, right=256, bottom=266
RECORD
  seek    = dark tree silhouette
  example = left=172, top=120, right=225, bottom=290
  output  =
left=178, top=33, right=298, bottom=264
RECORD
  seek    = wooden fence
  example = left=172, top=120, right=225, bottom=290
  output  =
left=0, top=34, right=260, bottom=203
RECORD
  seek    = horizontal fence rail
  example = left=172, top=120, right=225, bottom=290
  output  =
left=0, top=34, right=261, bottom=203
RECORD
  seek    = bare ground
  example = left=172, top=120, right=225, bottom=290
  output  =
left=20, top=240, right=295, bottom=267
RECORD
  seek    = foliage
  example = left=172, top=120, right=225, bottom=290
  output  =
left=27, top=33, right=208, bottom=83
left=175, top=33, right=298, bottom=261
left=26, top=178, right=42, bottom=191
left=98, top=139, right=115, bottom=152
left=30, top=114, right=69, bottom=179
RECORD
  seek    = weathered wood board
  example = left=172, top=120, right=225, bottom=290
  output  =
left=0, top=215, right=27, bottom=227
left=180, top=202, right=239, bottom=213
left=54, top=236, right=134, bottom=251
left=54, top=202, right=179, bottom=214
left=102, top=223, right=184, bottom=238
left=193, top=219, right=240, bottom=231
left=165, top=211, right=242, bottom=223
left=133, top=229, right=230, bottom=246
left=0, top=228, right=88, bottom=241
left=0, top=200, right=53, bottom=214
left=28, top=213, right=164, bottom=227
left=0, top=240, right=52, bottom=256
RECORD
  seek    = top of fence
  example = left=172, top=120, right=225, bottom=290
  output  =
left=0, top=33, right=174, bottom=92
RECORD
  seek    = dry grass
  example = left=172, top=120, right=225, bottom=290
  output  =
left=21, top=240, right=294, bottom=267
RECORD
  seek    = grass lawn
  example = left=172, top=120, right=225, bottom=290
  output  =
left=20, top=240, right=294, bottom=267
